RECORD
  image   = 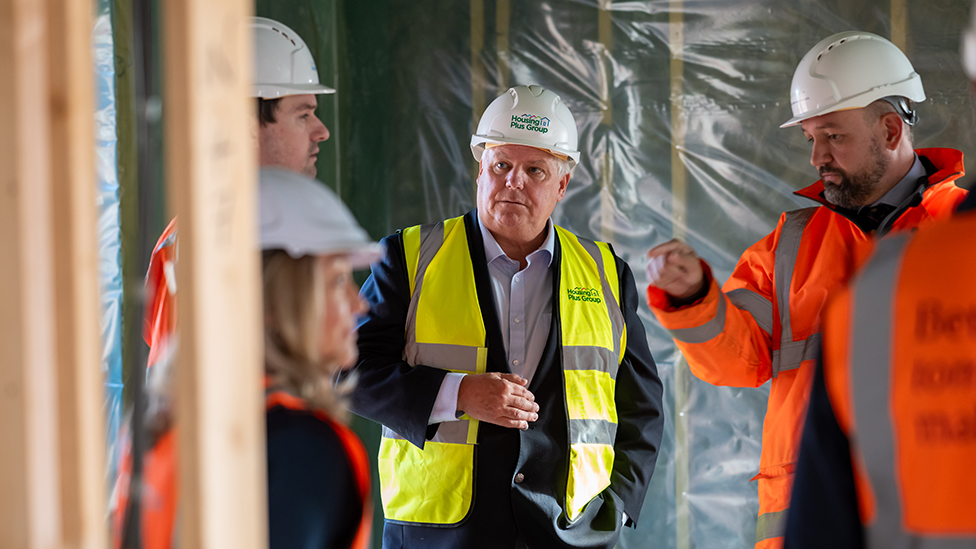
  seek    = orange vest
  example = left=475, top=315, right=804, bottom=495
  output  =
left=647, top=148, right=967, bottom=548
left=111, top=390, right=372, bottom=549
left=821, top=211, right=976, bottom=545
left=110, top=429, right=178, bottom=549
left=144, top=217, right=178, bottom=368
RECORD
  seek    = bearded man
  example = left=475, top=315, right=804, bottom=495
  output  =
left=643, top=31, right=968, bottom=549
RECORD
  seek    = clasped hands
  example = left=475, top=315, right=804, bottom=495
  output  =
left=456, top=372, right=539, bottom=430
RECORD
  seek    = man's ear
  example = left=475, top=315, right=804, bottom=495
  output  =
left=556, top=173, right=571, bottom=200
left=475, top=155, right=487, bottom=183
left=881, top=112, right=905, bottom=150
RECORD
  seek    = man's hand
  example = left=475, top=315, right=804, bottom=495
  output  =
left=646, top=239, right=705, bottom=299
left=457, top=373, right=539, bottom=430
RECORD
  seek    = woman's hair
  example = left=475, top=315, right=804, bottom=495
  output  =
left=262, top=249, right=352, bottom=421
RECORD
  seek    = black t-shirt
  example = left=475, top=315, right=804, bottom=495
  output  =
left=266, top=406, right=363, bottom=549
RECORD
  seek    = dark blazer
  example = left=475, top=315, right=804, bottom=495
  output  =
left=349, top=210, right=664, bottom=549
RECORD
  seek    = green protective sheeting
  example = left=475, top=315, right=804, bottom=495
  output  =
left=258, top=1, right=976, bottom=548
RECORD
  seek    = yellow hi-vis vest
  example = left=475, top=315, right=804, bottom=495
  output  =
left=377, top=215, right=626, bottom=525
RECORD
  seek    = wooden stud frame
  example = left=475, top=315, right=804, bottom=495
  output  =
left=1, top=0, right=107, bottom=546
left=161, top=0, right=267, bottom=547
left=48, top=0, right=108, bottom=546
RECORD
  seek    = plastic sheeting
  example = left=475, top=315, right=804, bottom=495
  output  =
left=87, top=0, right=976, bottom=543
left=325, top=1, right=976, bottom=547
left=94, top=0, right=124, bottom=485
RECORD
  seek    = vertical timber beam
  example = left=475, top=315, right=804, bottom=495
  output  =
left=162, top=0, right=266, bottom=547
left=0, top=0, right=64, bottom=546
left=496, top=0, right=510, bottom=92
left=471, top=0, right=486, bottom=184
left=669, top=3, right=691, bottom=549
left=890, top=0, right=907, bottom=51
left=48, top=0, right=108, bottom=546
left=599, top=0, right=614, bottom=241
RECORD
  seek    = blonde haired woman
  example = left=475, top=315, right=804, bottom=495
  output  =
left=112, top=167, right=379, bottom=549
left=260, top=167, right=381, bottom=549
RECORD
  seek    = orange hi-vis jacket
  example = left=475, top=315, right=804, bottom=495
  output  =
left=144, top=217, right=178, bottom=368
left=111, top=428, right=177, bottom=549
left=820, top=211, right=976, bottom=546
left=647, top=148, right=967, bottom=548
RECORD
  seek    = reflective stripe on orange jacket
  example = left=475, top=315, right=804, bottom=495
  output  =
left=821, top=211, right=976, bottom=546
left=647, top=148, right=967, bottom=548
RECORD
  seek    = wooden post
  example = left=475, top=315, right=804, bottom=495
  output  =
left=47, top=0, right=108, bottom=546
left=161, top=0, right=267, bottom=547
left=0, top=0, right=64, bottom=546
left=669, top=3, right=691, bottom=549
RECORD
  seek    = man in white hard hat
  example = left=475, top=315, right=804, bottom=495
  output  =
left=347, top=85, right=664, bottom=549
left=783, top=12, right=976, bottom=549
left=644, top=31, right=969, bottom=549
left=253, top=16, right=333, bottom=178
left=144, top=16, right=333, bottom=368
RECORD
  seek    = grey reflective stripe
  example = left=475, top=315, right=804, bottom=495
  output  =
left=669, top=294, right=726, bottom=344
left=403, top=221, right=445, bottom=366
left=562, top=345, right=619, bottom=380
left=770, top=332, right=821, bottom=374
left=404, top=342, right=483, bottom=373
left=569, top=418, right=617, bottom=445
left=727, top=288, right=773, bottom=337
left=414, top=222, right=443, bottom=298
left=159, top=230, right=177, bottom=249
left=577, top=237, right=625, bottom=359
left=849, top=234, right=920, bottom=549
left=772, top=207, right=817, bottom=377
left=383, top=419, right=472, bottom=445
left=755, top=509, right=788, bottom=542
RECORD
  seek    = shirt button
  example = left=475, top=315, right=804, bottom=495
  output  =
left=514, top=473, right=524, bottom=484
left=514, top=275, right=520, bottom=282
left=513, top=359, right=519, bottom=366
left=513, top=317, right=520, bottom=324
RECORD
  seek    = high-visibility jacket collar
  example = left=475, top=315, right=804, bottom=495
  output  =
left=793, top=148, right=964, bottom=213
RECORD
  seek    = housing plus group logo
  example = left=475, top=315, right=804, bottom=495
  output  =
left=567, top=286, right=602, bottom=304
left=510, top=113, right=551, bottom=134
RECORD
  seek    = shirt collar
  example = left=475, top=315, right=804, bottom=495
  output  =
left=868, top=153, right=925, bottom=209
left=478, top=215, right=555, bottom=268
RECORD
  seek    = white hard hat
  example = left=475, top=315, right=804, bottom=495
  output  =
left=780, top=31, right=925, bottom=128
left=470, top=85, right=581, bottom=169
left=963, top=3, right=976, bottom=81
left=259, top=168, right=382, bottom=268
left=252, top=17, right=335, bottom=98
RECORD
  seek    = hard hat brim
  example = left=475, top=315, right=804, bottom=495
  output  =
left=779, top=80, right=926, bottom=128
left=470, top=136, right=580, bottom=169
left=259, top=168, right=382, bottom=266
left=254, top=83, right=336, bottom=98
left=347, top=242, right=386, bottom=271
